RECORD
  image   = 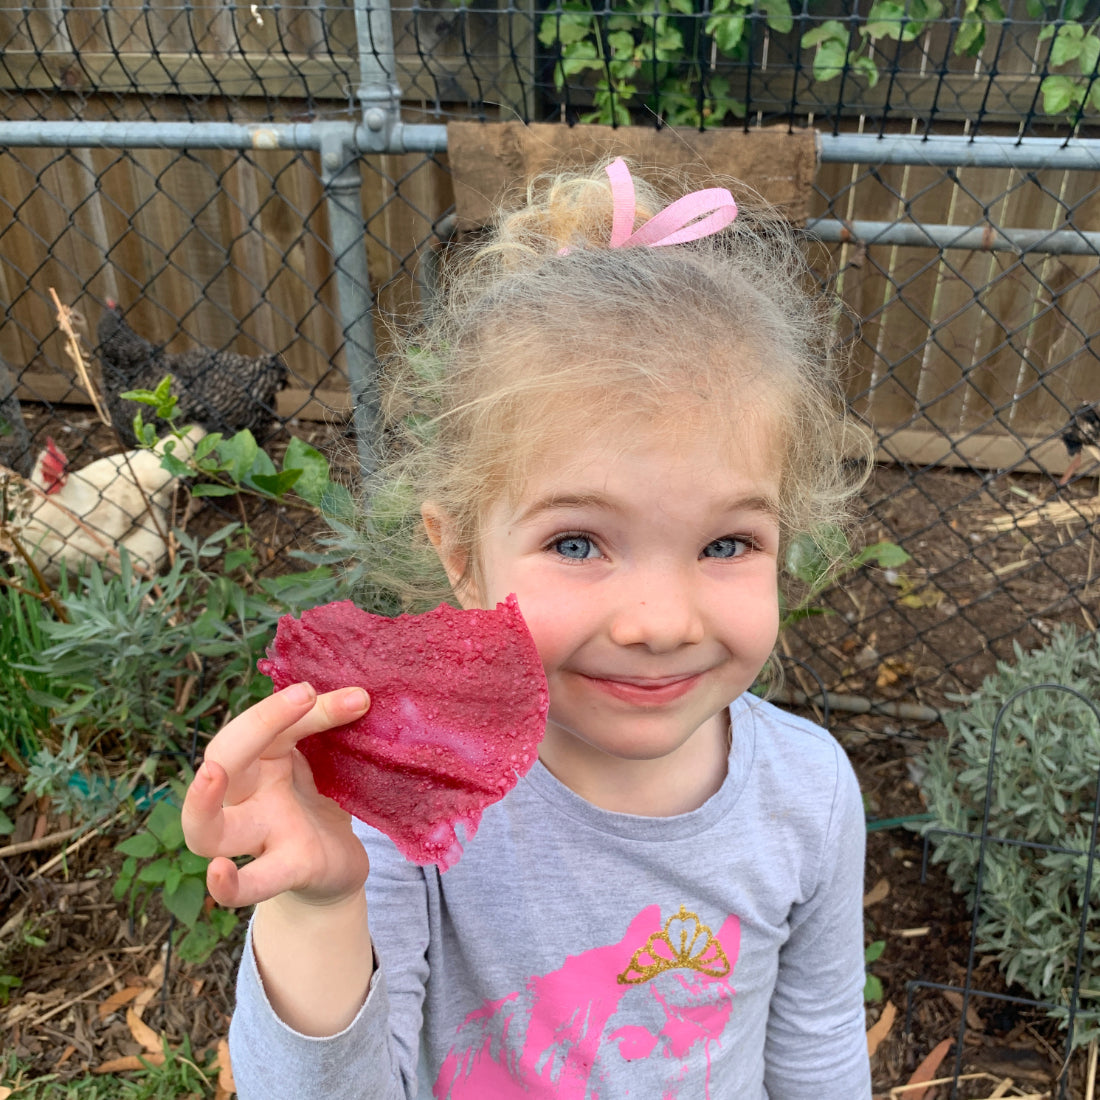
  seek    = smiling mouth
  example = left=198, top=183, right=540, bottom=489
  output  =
left=579, top=672, right=702, bottom=705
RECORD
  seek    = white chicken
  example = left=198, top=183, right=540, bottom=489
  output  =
left=0, top=427, right=204, bottom=581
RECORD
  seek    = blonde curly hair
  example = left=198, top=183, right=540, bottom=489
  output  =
left=358, top=159, right=869, bottom=611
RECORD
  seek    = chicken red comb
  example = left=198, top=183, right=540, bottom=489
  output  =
left=39, top=437, right=68, bottom=494
left=105, top=297, right=118, bottom=310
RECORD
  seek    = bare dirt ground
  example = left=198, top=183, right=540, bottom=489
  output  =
left=2, top=410, right=1099, bottom=1097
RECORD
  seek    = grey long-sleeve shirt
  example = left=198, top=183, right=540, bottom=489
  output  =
left=230, top=694, right=872, bottom=1099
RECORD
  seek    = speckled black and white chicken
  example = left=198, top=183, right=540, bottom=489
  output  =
left=1058, top=403, right=1100, bottom=489
left=96, top=301, right=288, bottom=448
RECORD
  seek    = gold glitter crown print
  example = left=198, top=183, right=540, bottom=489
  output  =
left=617, top=906, right=732, bottom=986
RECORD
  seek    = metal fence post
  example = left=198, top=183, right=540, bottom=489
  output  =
left=320, top=126, right=381, bottom=479
left=320, top=0, right=404, bottom=479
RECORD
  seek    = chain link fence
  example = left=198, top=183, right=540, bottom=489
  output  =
left=1, top=0, right=1099, bottom=1092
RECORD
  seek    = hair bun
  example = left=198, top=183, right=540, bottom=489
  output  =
left=490, top=161, right=665, bottom=260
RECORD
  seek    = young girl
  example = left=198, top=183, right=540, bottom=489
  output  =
left=182, top=158, right=873, bottom=1099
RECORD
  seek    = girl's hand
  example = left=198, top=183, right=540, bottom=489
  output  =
left=182, top=682, right=372, bottom=910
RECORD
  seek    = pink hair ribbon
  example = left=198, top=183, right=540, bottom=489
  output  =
left=606, top=156, right=738, bottom=247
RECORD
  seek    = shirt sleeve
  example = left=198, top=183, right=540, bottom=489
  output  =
left=227, top=824, right=431, bottom=1100
left=763, top=739, right=872, bottom=1099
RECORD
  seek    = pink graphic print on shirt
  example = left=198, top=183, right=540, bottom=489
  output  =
left=433, top=905, right=741, bottom=1099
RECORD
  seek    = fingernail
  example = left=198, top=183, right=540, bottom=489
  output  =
left=286, top=682, right=313, bottom=705
left=345, top=688, right=369, bottom=710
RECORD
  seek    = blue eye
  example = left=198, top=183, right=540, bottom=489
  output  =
left=552, top=535, right=599, bottom=559
left=703, top=537, right=748, bottom=559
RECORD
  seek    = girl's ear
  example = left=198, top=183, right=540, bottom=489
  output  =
left=421, top=503, right=475, bottom=607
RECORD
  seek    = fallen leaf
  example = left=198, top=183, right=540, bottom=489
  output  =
left=864, top=877, right=891, bottom=907
left=0, top=1086, right=13, bottom=1099
left=876, top=657, right=913, bottom=689
left=866, top=1000, right=897, bottom=1058
left=939, top=989, right=982, bottom=1031
left=94, top=1053, right=167, bottom=1074
left=127, top=1006, right=162, bottom=1054
left=98, top=985, right=142, bottom=1021
left=899, top=1038, right=952, bottom=1100
left=135, top=960, right=165, bottom=1013
left=53, top=1044, right=76, bottom=1068
left=214, top=1037, right=236, bottom=1097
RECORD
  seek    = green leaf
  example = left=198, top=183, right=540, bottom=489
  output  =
left=191, top=483, right=239, bottom=498
left=165, top=864, right=182, bottom=895
left=216, top=430, right=260, bottom=483
left=607, top=29, right=637, bottom=55
left=163, top=874, right=206, bottom=927
left=1041, top=74, right=1083, bottom=113
left=865, top=939, right=887, bottom=963
left=158, top=452, right=192, bottom=478
left=209, top=908, right=239, bottom=937
left=707, top=13, right=746, bottom=52
left=113, top=855, right=138, bottom=899
left=136, top=857, right=172, bottom=884
left=758, top=0, right=792, bottom=34
left=1079, top=33, right=1100, bottom=76
left=802, top=19, right=847, bottom=48
left=864, top=973, right=884, bottom=1001
left=282, top=437, right=332, bottom=505
left=194, top=432, right=223, bottom=460
left=224, top=547, right=257, bottom=573
left=910, top=0, right=943, bottom=19
left=176, top=920, right=221, bottom=964
left=953, top=16, right=985, bottom=54
left=852, top=53, right=881, bottom=86
left=853, top=540, right=911, bottom=569
left=1051, top=23, right=1084, bottom=68
left=863, top=0, right=908, bottom=39
left=249, top=469, right=302, bottom=497
left=786, top=525, right=851, bottom=586
left=556, top=15, right=599, bottom=46
left=178, top=849, right=210, bottom=876
left=146, top=800, right=184, bottom=849
left=116, top=831, right=160, bottom=858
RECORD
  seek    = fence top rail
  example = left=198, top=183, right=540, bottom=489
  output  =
left=0, top=118, right=448, bottom=153
left=817, top=132, right=1100, bottom=169
left=0, top=122, right=1098, bottom=170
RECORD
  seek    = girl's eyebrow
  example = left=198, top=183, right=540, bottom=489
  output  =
left=514, top=493, right=613, bottom=523
left=514, top=491, right=781, bottom=523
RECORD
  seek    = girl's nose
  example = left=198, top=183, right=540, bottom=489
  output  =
left=607, top=569, right=706, bottom=651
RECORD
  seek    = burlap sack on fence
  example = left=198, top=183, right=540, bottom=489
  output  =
left=445, top=121, right=819, bottom=231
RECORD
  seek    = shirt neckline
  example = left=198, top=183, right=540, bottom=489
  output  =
left=519, top=695, right=759, bottom=841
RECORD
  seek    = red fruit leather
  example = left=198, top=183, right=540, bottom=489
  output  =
left=257, top=595, right=548, bottom=871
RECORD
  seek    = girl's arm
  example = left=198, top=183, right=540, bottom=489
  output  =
left=183, top=686, right=426, bottom=1098
left=251, top=888, right=373, bottom=1036
left=764, top=743, right=872, bottom=1098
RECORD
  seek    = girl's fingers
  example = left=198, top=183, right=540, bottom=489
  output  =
left=206, top=849, right=334, bottom=909
left=206, top=855, right=248, bottom=908
left=181, top=759, right=227, bottom=857
left=204, top=683, right=370, bottom=781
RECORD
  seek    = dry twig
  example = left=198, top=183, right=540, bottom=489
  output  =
left=50, top=287, right=111, bottom=427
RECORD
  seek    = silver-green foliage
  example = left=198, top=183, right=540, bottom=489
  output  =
left=918, top=627, right=1100, bottom=1045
